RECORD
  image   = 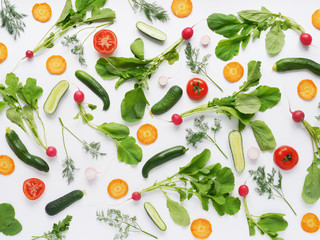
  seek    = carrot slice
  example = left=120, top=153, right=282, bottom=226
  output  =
left=297, top=79, right=317, bottom=100
left=223, top=62, right=244, bottom=82
left=190, top=218, right=212, bottom=239
left=312, top=9, right=320, bottom=30
left=137, top=124, right=158, bottom=145
left=46, top=55, right=67, bottom=75
left=0, top=43, right=8, bottom=63
left=32, top=3, right=52, bottom=23
left=301, top=213, right=320, bottom=233
left=171, top=0, right=193, bottom=18
left=107, top=179, right=128, bottom=199
left=0, top=155, right=15, bottom=175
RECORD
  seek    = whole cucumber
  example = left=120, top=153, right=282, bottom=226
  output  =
left=273, top=58, right=320, bottom=76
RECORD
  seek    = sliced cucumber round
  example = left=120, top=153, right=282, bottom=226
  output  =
left=136, top=21, right=167, bottom=41
left=228, top=130, right=245, bottom=173
left=144, top=202, right=167, bottom=231
left=43, top=80, right=69, bottom=114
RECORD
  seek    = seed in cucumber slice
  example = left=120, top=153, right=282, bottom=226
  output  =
left=43, top=80, right=69, bottom=114
left=144, top=202, right=167, bottom=231
left=228, top=130, right=245, bottom=173
left=136, top=21, right=167, bottom=41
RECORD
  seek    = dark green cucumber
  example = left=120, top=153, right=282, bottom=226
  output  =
left=75, top=70, right=110, bottom=111
left=45, top=190, right=84, bottom=216
left=273, top=58, right=320, bottom=76
left=5, top=128, right=49, bottom=172
left=144, top=202, right=167, bottom=231
left=228, top=130, right=245, bottom=173
left=142, top=145, right=188, bottom=178
left=151, top=85, right=183, bottom=115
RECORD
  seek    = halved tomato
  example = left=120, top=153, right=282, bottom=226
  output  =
left=93, top=29, right=117, bottom=54
left=23, top=178, right=45, bottom=200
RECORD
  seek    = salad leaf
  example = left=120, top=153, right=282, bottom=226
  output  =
left=249, top=86, right=281, bottom=112
left=249, top=120, right=276, bottom=151
left=56, top=0, right=73, bottom=24
left=86, top=7, right=116, bottom=22
left=19, top=78, right=43, bottom=109
left=302, top=163, right=320, bottom=204
left=179, top=148, right=211, bottom=175
left=2, top=219, right=22, bottom=236
left=265, top=23, right=285, bottom=55
left=207, top=13, right=243, bottom=38
left=215, top=35, right=246, bottom=61
left=235, top=94, right=261, bottom=114
left=166, top=197, right=190, bottom=226
left=238, top=9, right=272, bottom=22
left=116, top=137, right=142, bottom=165
left=97, top=122, right=129, bottom=139
left=130, top=38, right=144, bottom=60
left=0, top=203, right=15, bottom=231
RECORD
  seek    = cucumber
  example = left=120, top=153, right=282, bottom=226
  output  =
left=45, top=190, right=84, bottom=216
left=43, top=80, right=69, bottom=114
left=136, top=21, right=167, bottom=41
left=144, top=202, right=167, bottom=231
left=228, top=130, right=245, bottom=173
left=151, top=85, right=183, bottom=115
left=273, top=58, right=320, bottom=76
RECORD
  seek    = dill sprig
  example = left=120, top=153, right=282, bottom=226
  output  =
left=185, top=115, right=227, bottom=158
left=62, top=156, right=78, bottom=185
left=185, top=42, right=223, bottom=92
left=249, top=166, right=296, bottom=215
left=0, top=0, right=26, bottom=39
left=129, top=0, right=169, bottom=22
left=96, top=209, right=157, bottom=240
left=62, top=34, right=86, bottom=66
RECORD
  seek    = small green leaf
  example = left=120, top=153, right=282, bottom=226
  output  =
left=19, top=78, right=43, bottom=109
left=207, top=13, right=243, bottom=38
left=164, top=49, right=179, bottom=65
left=166, top=197, right=190, bottom=226
left=238, top=9, right=272, bottom=22
left=116, top=137, right=142, bottom=165
left=97, top=122, right=129, bottom=139
left=0, top=101, right=6, bottom=111
left=0, top=203, right=15, bottom=231
left=86, top=7, right=115, bottom=22
left=130, top=38, right=144, bottom=60
left=302, top=162, right=320, bottom=204
left=235, top=94, right=261, bottom=114
left=249, top=120, right=276, bottom=151
left=249, top=86, right=281, bottom=112
left=215, top=167, right=235, bottom=194
left=257, top=214, right=288, bottom=232
left=179, top=149, right=211, bottom=175
left=6, top=108, right=26, bottom=132
left=215, top=36, right=245, bottom=61
left=95, top=58, right=119, bottom=80
left=265, top=23, right=285, bottom=55
left=56, top=0, right=72, bottom=24
left=2, top=219, right=22, bottom=236
left=237, top=60, right=261, bottom=93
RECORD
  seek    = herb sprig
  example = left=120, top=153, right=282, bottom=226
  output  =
left=249, top=166, right=296, bottom=215
left=185, top=42, right=223, bottom=91
left=128, top=0, right=169, bottom=22
left=62, top=34, right=86, bottom=66
left=97, top=209, right=157, bottom=239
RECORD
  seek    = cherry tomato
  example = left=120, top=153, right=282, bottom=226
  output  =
left=23, top=178, right=45, bottom=200
left=273, top=145, right=298, bottom=170
left=93, top=29, right=117, bottom=54
left=186, top=78, right=208, bottom=100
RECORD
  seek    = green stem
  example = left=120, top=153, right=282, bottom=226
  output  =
left=200, top=69, right=223, bottom=92
left=206, top=134, right=228, bottom=159
left=36, top=109, right=47, bottom=147
left=33, top=24, right=55, bottom=50
left=180, top=104, right=216, bottom=118
left=59, top=117, right=85, bottom=145
left=271, top=186, right=296, bottom=216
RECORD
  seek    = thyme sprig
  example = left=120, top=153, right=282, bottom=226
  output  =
left=128, top=0, right=169, bottom=22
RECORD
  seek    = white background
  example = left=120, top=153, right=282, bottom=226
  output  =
left=1, top=0, right=320, bottom=239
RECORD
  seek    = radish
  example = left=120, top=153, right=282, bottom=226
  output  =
left=46, top=146, right=57, bottom=157
left=25, top=50, right=33, bottom=59
left=85, top=167, right=98, bottom=181
left=131, top=192, right=141, bottom=201
left=291, top=110, right=305, bottom=123
left=171, top=114, right=183, bottom=125
left=238, top=184, right=249, bottom=197
left=300, top=33, right=312, bottom=46
left=182, top=27, right=194, bottom=40
left=247, top=147, right=260, bottom=161
left=74, top=90, right=85, bottom=103
left=200, top=35, right=211, bottom=46
left=158, top=76, right=169, bottom=87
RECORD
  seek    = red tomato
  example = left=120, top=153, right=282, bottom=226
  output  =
left=273, top=145, right=298, bottom=170
left=186, top=78, right=208, bottom=100
left=93, top=29, right=117, bottom=54
left=23, top=178, right=45, bottom=200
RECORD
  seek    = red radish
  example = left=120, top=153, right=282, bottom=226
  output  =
left=46, top=146, right=57, bottom=157
left=131, top=192, right=141, bottom=201
left=291, top=110, right=305, bottom=122
left=85, top=167, right=98, bottom=181
left=238, top=184, right=249, bottom=197
left=300, top=33, right=312, bottom=46
left=25, top=50, right=33, bottom=58
left=171, top=114, right=183, bottom=125
left=74, top=90, right=84, bottom=103
left=182, top=27, right=194, bottom=40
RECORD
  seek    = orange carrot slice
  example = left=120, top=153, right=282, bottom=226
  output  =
left=301, top=213, right=320, bottom=233
left=32, top=3, right=52, bottom=23
left=0, top=43, right=8, bottom=63
left=46, top=55, right=67, bottom=75
left=137, top=124, right=158, bottom=145
left=190, top=218, right=212, bottom=239
left=107, top=179, right=129, bottom=199
left=297, top=79, right=317, bottom=100
left=171, top=0, right=193, bottom=18
left=223, top=62, right=244, bottom=82
left=0, top=155, right=15, bottom=175
left=312, top=9, right=320, bottom=30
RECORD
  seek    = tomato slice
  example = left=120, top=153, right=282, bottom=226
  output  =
left=23, top=178, right=45, bottom=200
left=93, top=29, right=117, bottom=54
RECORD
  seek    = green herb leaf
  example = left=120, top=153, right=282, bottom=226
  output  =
left=257, top=214, right=288, bottom=233
left=215, top=35, right=246, bottom=61
left=166, top=196, right=190, bottom=226
left=95, top=58, right=119, bottom=80
left=131, top=0, right=169, bottom=22
left=4, top=72, right=22, bottom=102
left=0, top=101, right=7, bottom=111
left=19, top=78, right=43, bottom=109
left=116, top=137, right=142, bottom=165
left=97, top=122, right=130, bottom=139
left=130, top=38, right=144, bottom=60
left=164, top=48, right=179, bottom=65
left=107, top=56, right=149, bottom=71
left=56, top=0, right=72, bottom=24
left=265, top=23, right=285, bottom=55
left=249, top=86, right=281, bottom=112
left=249, top=120, right=276, bottom=151
left=215, top=167, right=235, bottom=194
left=75, top=0, right=106, bottom=11
left=302, top=162, right=320, bottom=204
left=235, top=94, right=261, bottom=114
left=237, top=60, right=261, bottom=93
left=238, top=9, right=272, bottom=22
left=179, top=149, right=211, bottom=175
left=86, top=7, right=115, bottom=22
left=2, top=219, right=22, bottom=236
left=207, top=13, right=243, bottom=38
left=0, top=203, right=15, bottom=231
left=218, top=106, right=254, bottom=125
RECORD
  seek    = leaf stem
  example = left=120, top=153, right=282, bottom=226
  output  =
left=205, top=134, right=228, bottom=159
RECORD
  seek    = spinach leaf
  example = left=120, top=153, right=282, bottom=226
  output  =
left=249, top=120, right=276, bottom=151
left=121, top=87, right=149, bottom=123
left=265, top=23, right=285, bottom=55
left=130, top=38, right=144, bottom=60
left=75, top=0, right=106, bottom=11
left=218, top=106, right=254, bottom=125
left=86, top=7, right=115, bottom=22
left=179, top=149, right=211, bottom=175
left=6, top=108, right=26, bottom=132
left=56, top=0, right=72, bottom=24
left=238, top=9, right=272, bottom=22
left=1, top=219, right=22, bottom=236
left=97, top=122, right=129, bottom=139
left=207, top=13, right=243, bottom=38
left=95, top=58, right=119, bottom=80
left=0, top=203, right=15, bottom=231
left=116, top=137, right=142, bottom=165
left=235, top=94, right=261, bottom=114
left=249, top=86, right=281, bottom=112
left=166, top=196, right=190, bottom=226
left=302, top=162, right=320, bottom=204
left=19, top=78, right=43, bottom=109
left=215, top=35, right=247, bottom=61
left=107, top=56, right=149, bottom=71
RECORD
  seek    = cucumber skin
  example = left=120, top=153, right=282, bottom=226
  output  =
left=75, top=70, right=110, bottom=111
left=45, top=190, right=84, bottom=216
left=142, top=146, right=188, bottom=178
left=144, top=202, right=167, bottom=231
left=5, top=129, right=49, bottom=172
left=274, top=58, right=320, bottom=76
left=136, top=21, right=167, bottom=41
left=228, top=130, right=245, bottom=173
left=43, top=80, right=69, bottom=115
left=151, top=85, right=183, bottom=115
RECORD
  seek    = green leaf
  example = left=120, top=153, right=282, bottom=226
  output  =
left=86, top=7, right=115, bottom=22
left=0, top=101, right=6, bottom=111
left=121, top=87, right=149, bottom=123
left=4, top=73, right=22, bottom=101
left=190, top=163, right=221, bottom=179
left=97, top=122, right=129, bottom=139
left=252, top=28, right=261, bottom=40
left=235, top=94, right=261, bottom=114
left=19, top=78, right=43, bottom=109
left=302, top=162, right=320, bottom=204
left=56, top=0, right=72, bottom=24
left=215, top=35, right=247, bottom=61
left=107, top=56, right=150, bottom=71
left=179, top=149, right=211, bottom=175
left=130, top=38, right=144, bottom=60
left=6, top=108, right=26, bottom=132
left=265, top=23, right=285, bottom=55
left=237, top=60, right=261, bottom=93
left=76, top=0, right=106, bottom=11
left=238, top=9, right=272, bottom=22
left=218, top=106, right=254, bottom=125
left=211, top=195, right=241, bottom=216
left=257, top=214, right=288, bottom=233
left=164, top=48, right=179, bottom=65
left=207, top=13, right=243, bottom=38
left=215, top=167, right=235, bottom=194
left=1, top=219, right=22, bottom=236
left=95, top=58, right=119, bottom=80
left=249, top=86, right=281, bottom=112
left=0, top=203, right=15, bottom=231
left=249, top=120, right=276, bottom=151
left=166, top=197, right=190, bottom=226
left=21, top=105, right=38, bottom=138
left=116, top=137, right=142, bottom=165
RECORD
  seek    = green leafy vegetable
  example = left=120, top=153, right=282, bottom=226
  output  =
left=96, top=209, right=157, bottom=239
left=265, top=23, right=285, bottom=55
left=0, top=203, right=22, bottom=236
left=166, top=195, right=190, bottom=226
left=249, top=120, right=276, bottom=151
left=130, top=38, right=144, bottom=60
left=128, top=0, right=169, bottom=22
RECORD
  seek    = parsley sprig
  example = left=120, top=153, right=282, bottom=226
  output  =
left=185, top=42, right=223, bottom=92
left=97, top=209, right=157, bottom=239
left=128, top=0, right=169, bottom=22
left=249, top=166, right=296, bottom=215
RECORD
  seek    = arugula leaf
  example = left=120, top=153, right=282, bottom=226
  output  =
left=86, top=7, right=115, bottom=22
left=207, top=13, right=243, bottom=38
left=116, top=137, right=142, bottom=165
left=166, top=196, right=190, bottom=226
left=265, top=23, right=285, bottom=55
left=249, top=120, right=276, bottom=151
left=19, top=78, right=43, bottom=109
left=215, top=35, right=246, bottom=61
left=249, top=86, right=281, bottom=112
left=238, top=9, right=272, bottom=22
left=302, top=162, right=320, bottom=204
left=2, top=219, right=22, bottom=236
left=97, top=122, right=129, bottom=140
left=235, top=94, right=261, bottom=114
left=130, top=38, right=144, bottom=60
left=179, top=149, right=211, bottom=175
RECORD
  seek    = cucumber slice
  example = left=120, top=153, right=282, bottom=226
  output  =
left=228, top=130, right=245, bottom=173
left=136, top=21, right=167, bottom=41
left=43, top=80, right=69, bottom=114
left=144, top=202, right=167, bottom=231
